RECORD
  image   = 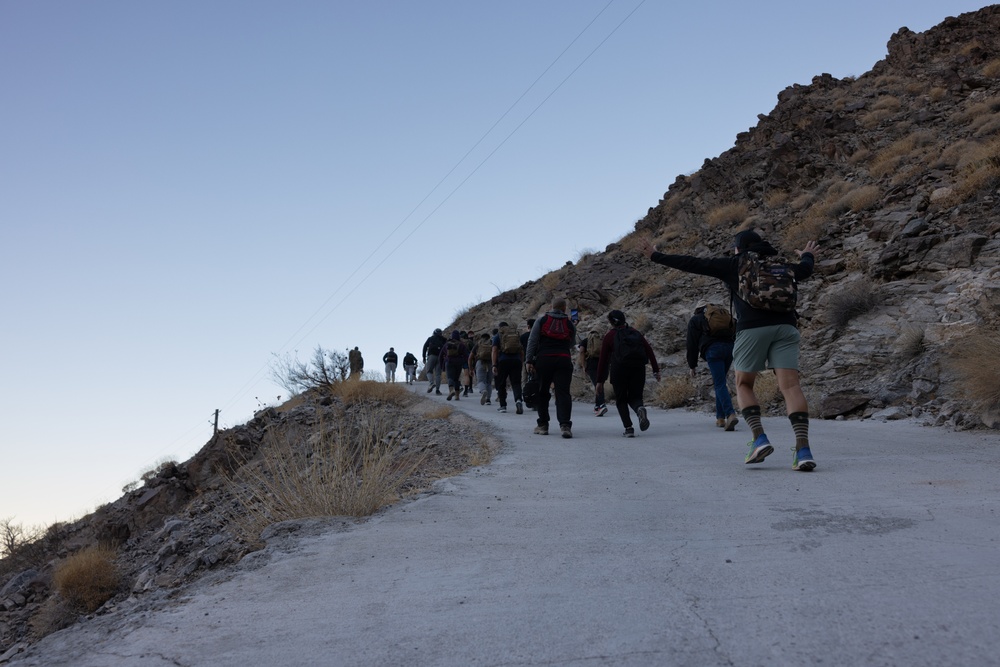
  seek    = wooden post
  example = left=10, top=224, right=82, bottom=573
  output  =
left=213, top=409, right=219, bottom=436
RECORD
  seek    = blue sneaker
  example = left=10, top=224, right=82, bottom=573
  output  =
left=792, top=446, right=816, bottom=471
left=744, top=434, right=773, bottom=464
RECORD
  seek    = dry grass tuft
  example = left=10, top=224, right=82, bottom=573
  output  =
left=630, top=312, right=650, bottom=332
left=654, top=375, right=694, bottom=408
left=225, top=402, right=427, bottom=542
left=948, top=330, right=1000, bottom=411
left=464, top=434, right=496, bottom=467
left=705, top=202, right=750, bottom=228
left=53, top=545, right=120, bottom=613
left=982, top=59, right=1000, bottom=78
left=331, top=380, right=410, bottom=405
left=873, top=96, right=902, bottom=112
left=826, top=280, right=884, bottom=328
left=945, top=137, right=1000, bottom=203
left=753, top=371, right=780, bottom=406
left=860, top=109, right=894, bottom=128
left=870, top=131, right=936, bottom=178
left=896, top=324, right=925, bottom=360
left=424, top=405, right=454, bottom=420
left=781, top=215, right=825, bottom=252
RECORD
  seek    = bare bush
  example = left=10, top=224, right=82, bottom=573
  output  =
left=270, top=346, right=350, bottom=395
left=896, top=324, right=925, bottom=360
left=654, top=375, right=694, bottom=408
left=753, top=371, right=780, bottom=406
left=705, top=203, right=749, bottom=228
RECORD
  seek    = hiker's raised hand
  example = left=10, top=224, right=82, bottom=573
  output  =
left=796, top=240, right=820, bottom=257
left=637, top=235, right=658, bottom=258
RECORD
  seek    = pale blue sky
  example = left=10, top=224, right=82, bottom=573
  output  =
left=1, top=0, right=989, bottom=529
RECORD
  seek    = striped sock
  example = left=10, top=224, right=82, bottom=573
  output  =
left=742, top=406, right=764, bottom=439
left=789, top=412, right=810, bottom=449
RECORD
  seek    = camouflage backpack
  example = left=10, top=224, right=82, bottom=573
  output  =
left=498, top=327, right=522, bottom=355
left=736, top=251, right=798, bottom=313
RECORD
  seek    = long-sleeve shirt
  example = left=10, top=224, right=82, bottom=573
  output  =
left=525, top=311, right=576, bottom=363
left=649, top=249, right=814, bottom=331
left=596, top=326, right=659, bottom=383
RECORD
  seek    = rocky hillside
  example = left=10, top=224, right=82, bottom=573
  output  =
left=448, top=5, right=1000, bottom=430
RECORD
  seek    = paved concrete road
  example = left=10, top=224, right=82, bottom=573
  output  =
left=12, top=393, right=1000, bottom=666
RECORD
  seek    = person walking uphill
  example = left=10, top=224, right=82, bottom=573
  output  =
left=526, top=297, right=577, bottom=438
left=641, top=230, right=820, bottom=471
left=492, top=322, right=524, bottom=414
left=422, top=328, right=447, bottom=395
left=383, top=347, right=398, bottom=383
left=687, top=303, right=739, bottom=430
left=441, top=331, right=468, bottom=401
left=595, top=310, right=661, bottom=438
left=402, top=352, right=419, bottom=385
left=348, top=347, right=364, bottom=380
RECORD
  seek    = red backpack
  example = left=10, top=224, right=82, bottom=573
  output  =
left=540, top=315, right=571, bottom=341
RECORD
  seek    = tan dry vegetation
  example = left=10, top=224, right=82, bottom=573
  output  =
left=224, top=401, right=428, bottom=543
left=860, top=109, right=894, bottom=128
left=873, top=95, right=902, bottom=112
left=946, top=137, right=1000, bottom=203
left=788, top=193, right=816, bottom=211
left=705, top=202, right=749, bottom=228
left=956, top=97, right=1000, bottom=124
left=753, top=371, right=780, bottom=407
left=630, top=312, right=650, bottom=333
left=929, top=87, right=948, bottom=102
left=424, top=405, right=454, bottom=420
left=948, top=329, right=1000, bottom=411
left=972, top=115, right=1000, bottom=137
left=982, top=59, right=1000, bottom=78
left=870, top=131, right=937, bottom=178
left=764, top=190, right=790, bottom=208
left=654, top=374, right=694, bottom=409
left=782, top=215, right=825, bottom=252
left=896, top=324, right=925, bottom=360
left=53, top=545, right=120, bottom=613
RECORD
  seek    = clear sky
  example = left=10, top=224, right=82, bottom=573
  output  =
left=1, top=0, right=990, bottom=530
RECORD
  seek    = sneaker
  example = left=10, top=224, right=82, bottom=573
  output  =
left=623, top=427, right=635, bottom=438
left=497, top=405, right=507, bottom=413
left=637, top=406, right=650, bottom=432
left=534, top=424, right=548, bottom=435
left=716, top=418, right=726, bottom=428
left=725, top=413, right=739, bottom=431
left=486, top=399, right=492, bottom=405
left=745, top=434, right=774, bottom=464
left=515, top=401, right=523, bottom=415
left=427, top=386, right=433, bottom=393
left=792, top=446, right=817, bottom=471
left=560, top=424, right=573, bottom=439
left=446, top=390, right=454, bottom=401
left=435, top=390, right=442, bottom=396
left=454, top=391, right=460, bottom=401
left=480, top=392, right=487, bottom=405
left=595, top=405, right=608, bottom=417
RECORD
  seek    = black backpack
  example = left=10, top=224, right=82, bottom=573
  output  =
left=612, top=326, right=648, bottom=366
left=522, top=372, right=539, bottom=409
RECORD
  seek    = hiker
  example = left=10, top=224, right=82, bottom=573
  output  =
left=402, top=351, right=419, bottom=385
left=382, top=347, right=398, bottom=383
left=441, top=330, right=468, bottom=401
left=642, top=230, right=819, bottom=471
left=422, top=328, right=447, bottom=395
left=525, top=297, right=577, bottom=438
left=687, top=302, right=739, bottom=430
left=348, top=346, right=364, bottom=380
left=492, top=321, right=525, bottom=414
left=595, top=310, right=661, bottom=437
left=461, top=331, right=475, bottom=396
left=578, top=327, right=608, bottom=417
left=471, top=332, right=494, bottom=405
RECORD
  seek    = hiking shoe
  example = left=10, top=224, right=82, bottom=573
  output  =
left=595, top=405, right=608, bottom=417
left=497, top=405, right=507, bottom=413
left=480, top=392, right=487, bottom=405
left=427, top=386, right=433, bottom=393
left=446, top=390, right=454, bottom=401
left=435, top=390, right=442, bottom=395
left=716, top=418, right=726, bottom=428
left=454, top=391, right=460, bottom=401
left=638, top=406, right=650, bottom=432
left=745, top=434, right=774, bottom=464
left=560, top=424, right=573, bottom=439
left=623, top=427, right=635, bottom=438
left=485, top=399, right=492, bottom=405
left=792, top=446, right=817, bottom=471
left=515, top=401, right=523, bottom=415
left=534, top=424, right=548, bottom=435
left=725, top=413, right=739, bottom=431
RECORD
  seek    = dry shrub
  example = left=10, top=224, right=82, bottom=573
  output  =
left=929, top=87, right=948, bottom=102
left=871, top=74, right=904, bottom=90
left=424, top=405, right=453, bottom=420
left=870, top=131, right=935, bottom=178
left=946, top=137, right=1000, bottom=203
left=789, top=193, right=817, bottom=211
left=53, top=545, right=119, bottom=613
left=705, top=202, right=749, bottom=228
left=331, top=380, right=409, bottom=405
left=29, top=597, right=77, bottom=639
left=782, top=215, right=825, bottom=252
left=873, top=95, right=902, bottom=112
left=225, top=402, right=427, bottom=541
left=630, top=312, right=650, bottom=332
left=957, top=97, right=1000, bottom=124
left=838, top=184, right=881, bottom=212
left=948, top=330, right=1000, bottom=411
left=753, top=371, right=780, bottom=406
left=933, top=139, right=975, bottom=169
left=765, top=190, right=789, bottom=208
left=896, top=324, right=925, bottom=360
left=640, top=282, right=664, bottom=300
left=826, top=280, right=884, bottom=328
left=541, top=271, right=561, bottom=292
left=654, top=375, right=694, bottom=408
left=972, top=115, right=1000, bottom=137
left=465, top=433, right=496, bottom=467
left=905, top=81, right=928, bottom=96
left=982, top=59, right=1000, bottom=78
left=860, top=109, right=894, bottom=128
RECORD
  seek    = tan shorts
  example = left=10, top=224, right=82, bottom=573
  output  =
left=733, top=324, right=800, bottom=372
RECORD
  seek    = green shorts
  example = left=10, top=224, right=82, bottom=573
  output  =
left=733, top=324, right=800, bottom=373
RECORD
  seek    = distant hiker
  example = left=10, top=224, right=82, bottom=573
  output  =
left=422, top=328, right=447, bottom=395
left=687, top=302, right=738, bottom=430
left=461, top=331, right=474, bottom=396
left=595, top=310, right=660, bottom=438
left=442, top=330, right=469, bottom=401
left=642, top=230, right=820, bottom=471
left=519, top=319, right=535, bottom=361
left=526, top=297, right=577, bottom=438
left=403, top=352, right=419, bottom=385
left=579, top=327, right=608, bottom=417
left=492, top=321, right=525, bottom=414
left=383, top=347, right=398, bottom=383
left=348, top=346, right=364, bottom=380
left=471, top=332, right=494, bottom=405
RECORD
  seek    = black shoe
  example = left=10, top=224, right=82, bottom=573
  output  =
left=638, top=406, right=650, bottom=432
left=427, top=386, right=433, bottom=393
left=623, top=427, right=635, bottom=438
left=435, top=390, right=442, bottom=395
